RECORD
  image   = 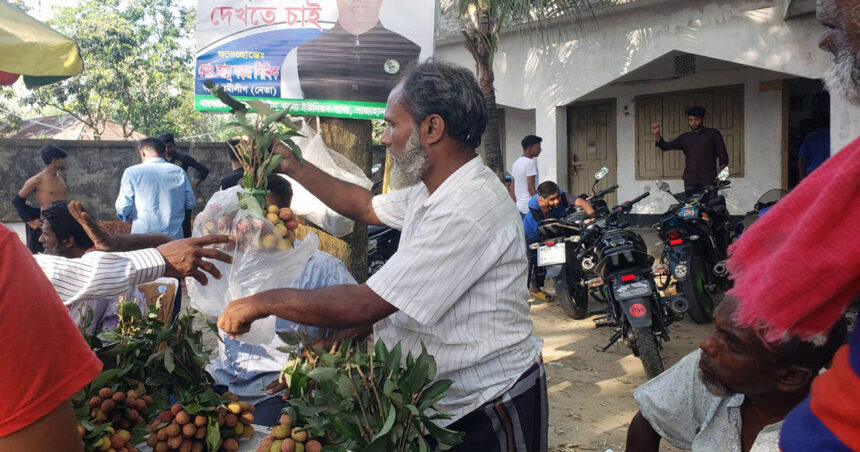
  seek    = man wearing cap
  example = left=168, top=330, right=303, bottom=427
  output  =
left=650, top=106, right=729, bottom=193
left=280, top=0, right=421, bottom=103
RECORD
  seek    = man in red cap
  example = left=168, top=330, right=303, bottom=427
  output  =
left=726, top=0, right=860, bottom=448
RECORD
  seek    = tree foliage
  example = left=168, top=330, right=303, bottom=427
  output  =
left=22, top=0, right=218, bottom=139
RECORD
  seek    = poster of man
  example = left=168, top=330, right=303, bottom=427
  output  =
left=194, top=0, right=433, bottom=118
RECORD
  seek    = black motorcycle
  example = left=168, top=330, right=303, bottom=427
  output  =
left=368, top=224, right=400, bottom=276
left=531, top=167, right=617, bottom=319
left=367, top=164, right=401, bottom=276
left=578, top=190, right=687, bottom=379
left=654, top=168, right=731, bottom=324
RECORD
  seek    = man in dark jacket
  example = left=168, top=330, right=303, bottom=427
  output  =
left=651, top=106, right=729, bottom=192
left=159, top=133, right=209, bottom=237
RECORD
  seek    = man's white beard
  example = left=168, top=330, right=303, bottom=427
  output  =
left=824, top=47, right=860, bottom=106
left=389, top=129, right=428, bottom=189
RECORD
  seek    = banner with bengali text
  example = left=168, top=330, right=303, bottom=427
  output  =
left=195, top=0, right=435, bottom=119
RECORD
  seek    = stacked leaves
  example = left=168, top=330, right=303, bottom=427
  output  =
left=203, top=81, right=302, bottom=193
left=278, top=337, right=463, bottom=452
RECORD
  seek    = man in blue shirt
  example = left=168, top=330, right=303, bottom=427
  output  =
left=799, top=119, right=830, bottom=179
left=115, top=137, right=196, bottom=239
left=208, top=175, right=357, bottom=425
left=524, top=181, right=593, bottom=300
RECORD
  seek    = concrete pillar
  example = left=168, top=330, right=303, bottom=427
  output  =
left=830, top=97, right=860, bottom=153
left=534, top=105, right=568, bottom=190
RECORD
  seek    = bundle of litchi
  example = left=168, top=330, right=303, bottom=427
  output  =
left=80, top=424, right=139, bottom=452
left=87, top=387, right=154, bottom=430
left=145, top=398, right=255, bottom=452
left=261, top=204, right=298, bottom=250
left=255, top=413, right=322, bottom=452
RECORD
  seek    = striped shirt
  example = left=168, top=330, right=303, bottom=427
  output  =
left=367, top=156, right=543, bottom=425
left=34, top=249, right=165, bottom=305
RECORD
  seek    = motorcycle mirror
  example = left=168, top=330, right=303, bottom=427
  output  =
left=656, top=180, right=671, bottom=193
left=594, top=167, right=609, bottom=180
left=717, top=166, right=730, bottom=181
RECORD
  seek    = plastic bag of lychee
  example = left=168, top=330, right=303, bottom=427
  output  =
left=188, top=185, right=319, bottom=345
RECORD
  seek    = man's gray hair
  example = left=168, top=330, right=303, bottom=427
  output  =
left=398, top=59, right=488, bottom=149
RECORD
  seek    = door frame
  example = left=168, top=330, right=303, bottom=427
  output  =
left=566, top=97, right=617, bottom=196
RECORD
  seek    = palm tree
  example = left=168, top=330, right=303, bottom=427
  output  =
left=457, top=0, right=592, bottom=178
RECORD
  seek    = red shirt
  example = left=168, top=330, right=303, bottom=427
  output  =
left=0, top=224, right=102, bottom=437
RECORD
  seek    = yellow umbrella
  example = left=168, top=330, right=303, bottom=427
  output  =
left=0, top=1, right=82, bottom=88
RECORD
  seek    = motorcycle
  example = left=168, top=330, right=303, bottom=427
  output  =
left=531, top=167, right=617, bottom=319
left=577, top=189, right=687, bottom=379
left=732, top=188, right=788, bottom=241
left=368, top=225, right=400, bottom=276
left=654, top=167, right=732, bottom=324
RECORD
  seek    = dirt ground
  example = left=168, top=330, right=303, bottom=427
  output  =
left=531, top=294, right=711, bottom=452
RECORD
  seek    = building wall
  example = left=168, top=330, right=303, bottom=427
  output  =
left=501, top=107, right=537, bottom=173
left=0, top=139, right=233, bottom=222
left=436, top=0, right=860, bottom=199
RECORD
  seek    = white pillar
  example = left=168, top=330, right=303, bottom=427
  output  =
left=534, top=105, right=568, bottom=190
left=830, top=96, right=860, bottom=153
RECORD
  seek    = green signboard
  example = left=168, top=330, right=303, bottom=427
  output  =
left=195, top=95, right=385, bottom=120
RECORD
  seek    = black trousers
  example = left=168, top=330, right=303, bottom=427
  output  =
left=182, top=209, right=192, bottom=238
left=25, top=224, right=43, bottom=254
left=526, top=239, right=546, bottom=290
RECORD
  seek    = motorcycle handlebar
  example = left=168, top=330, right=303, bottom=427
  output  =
left=593, top=185, right=619, bottom=198
left=629, top=191, right=650, bottom=205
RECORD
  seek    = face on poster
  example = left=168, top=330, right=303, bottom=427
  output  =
left=195, top=0, right=435, bottom=119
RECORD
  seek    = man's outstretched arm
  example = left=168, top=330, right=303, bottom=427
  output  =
left=273, top=140, right=383, bottom=226
left=218, top=284, right=396, bottom=336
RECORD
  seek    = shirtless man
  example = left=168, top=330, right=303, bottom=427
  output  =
left=11, top=145, right=69, bottom=253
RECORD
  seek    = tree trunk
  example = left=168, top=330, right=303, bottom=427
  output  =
left=463, top=8, right=505, bottom=179
left=295, top=117, right=372, bottom=283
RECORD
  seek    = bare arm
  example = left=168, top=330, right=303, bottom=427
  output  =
left=527, top=175, right=537, bottom=196
left=574, top=197, right=595, bottom=216
left=0, top=401, right=83, bottom=452
left=218, top=283, right=396, bottom=337
left=626, top=411, right=661, bottom=452
left=274, top=140, right=383, bottom=226
left=17, top=175, right=39, bottom=199
left=69, top=201, right=172, bottom=251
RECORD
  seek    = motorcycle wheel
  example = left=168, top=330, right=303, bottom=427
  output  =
left=632, top=327, right=664, bottom=379
left=554, top=275, right=589, bottom=319
left=679, top=254, right=714, bottom=324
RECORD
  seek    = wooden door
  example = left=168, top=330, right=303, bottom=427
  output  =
left=567, top=100, right=618, bottom=206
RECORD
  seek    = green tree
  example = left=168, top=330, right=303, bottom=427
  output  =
left=457, top=0, right=590, bottom=178
left=23, top=0, right=199, bottom=139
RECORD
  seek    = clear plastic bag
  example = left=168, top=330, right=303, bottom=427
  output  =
left=287, top=123, right=373, bottom=237
left=187, top=186, right=318, bottom=344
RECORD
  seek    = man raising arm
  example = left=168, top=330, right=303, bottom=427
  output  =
left=220, top=60, right=546, bottom=451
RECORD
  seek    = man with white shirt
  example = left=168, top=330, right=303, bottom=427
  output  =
left=626, top=296, right=846, bottom=452
left=511, top=135, right=542, bottom=216
left=219, top=60, right=546, bottom=451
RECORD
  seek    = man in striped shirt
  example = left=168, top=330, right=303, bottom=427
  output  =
left=219, top=60, right=546, bottom=451
left=31, top=201, right=232, bottom=317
